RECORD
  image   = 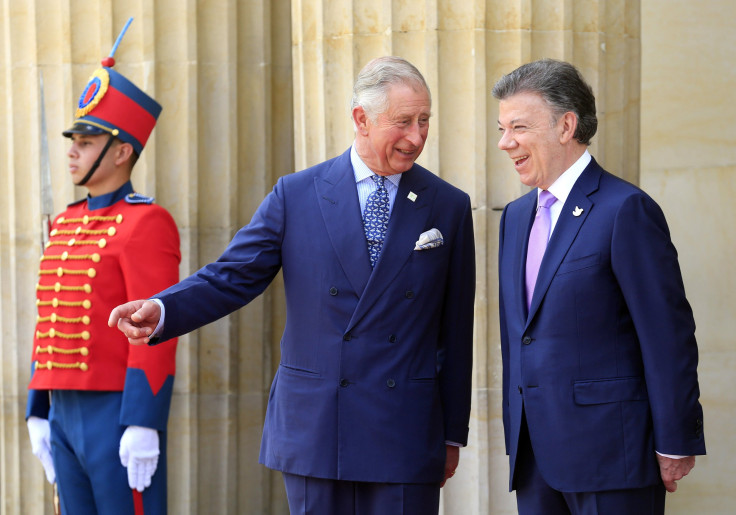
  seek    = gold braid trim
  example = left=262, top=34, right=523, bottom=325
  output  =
left=36, top=299, right=92, bottom=308
left=36, top=345, right=89, bottom=356
left=35, top=361, right=89, bottom=372
left=57, top=214, right=122, bottom=224
left=36, top=329, right=90, bottom=340
left=36, top=283, right=92, bottom=293
left=40, top=253, right=101, bottom=263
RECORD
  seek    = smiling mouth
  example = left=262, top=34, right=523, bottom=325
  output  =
left=512, top=155, right=529, bottom=166
left=396, top=148, right=416, bottom=156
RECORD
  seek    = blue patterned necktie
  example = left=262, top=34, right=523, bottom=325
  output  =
left=363, top=174, right=390, bottom=268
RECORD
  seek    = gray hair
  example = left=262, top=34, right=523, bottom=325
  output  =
left=351, top=56, right=431, bottom=124
left=492, top=58, right=598, bottom=145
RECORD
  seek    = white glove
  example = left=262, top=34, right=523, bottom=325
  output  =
left=119, top=425, right=160, bottom=492
left=27, top=416, right=56, bottom=484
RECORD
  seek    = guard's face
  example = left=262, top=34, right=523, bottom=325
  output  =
left=358, top=83, right=431, bottom=176
left=497, top=91, right=568, bottom=190
left=67, top=133, right=118, bottom=193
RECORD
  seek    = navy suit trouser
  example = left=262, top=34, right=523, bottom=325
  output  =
left=515, top=410, right=665, bottom=515
left=282, top=472, right=440, bottom=515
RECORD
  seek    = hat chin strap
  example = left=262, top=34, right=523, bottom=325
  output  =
left=76, top=133, right=117, bottom=186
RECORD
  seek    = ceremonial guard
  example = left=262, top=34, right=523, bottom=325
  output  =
left=26, top=20, right=180, bottom=515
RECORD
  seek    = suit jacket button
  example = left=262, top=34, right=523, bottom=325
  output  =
left=388, top=334, right=397, bottom=343
left=339, top=379, right=349, bottom=387
left=343, top=333, right=352, bottom=341
left=522, top=336, right=532, bottom=345
left=405, top=290, right=414, bottom=299
left=329, top=286, right=338, bottom=296
left=387, top=379, right=395, bottom=388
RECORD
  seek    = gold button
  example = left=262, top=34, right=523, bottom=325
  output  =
left=50, top=313, right=57, bottom=323
left=57, top=267, right=64, bottom=277
left=61, top=251, right=69, bottom=261
left=87, top=268, right=97, bottom=278
left=47, top=345, right=54, bottom=355
left=35, top=284, right=40, bottom=291
left=80, top=347, right=89, bottom=356
left=68, top=238, right=76, bottom=246
left=44, top=241, right=51, bottom=249
left=82, top=300, right=91, bottom=309
left=107, top=227, right=116, bottom=237
left=98, top=239, right=107, bottom=249
left=36, top=315, right=41, bottom=322
left=54, top=283, right=61, bottom=292
left=35, top=330, right=40, bottom=339
left=52, top=298, right=59, bottom=307
left=47, top=362, right=53, bottom=370
left=80, top=363, right=88, bottom=372
left=82, top=316, right=90, bottom=325
left=49, top=328, right=56, bottom=338
left=116, top=214, right=123, bottom=224
left=82, top=331, right=90, bottom=340
left=83, top=284, right=92, bottom=293
left=58, top=217, right=65, bottom=224
left=36, top=299, right=41, bottom=306
left=75, top=226, right=82, bottom=235
left=91, top=253, right=101, bottom=263
left=35, top=345, right=41, bottom=353
left=50, top=229, right=58, bottom=237
left=82, top=215, right=89, bottom=224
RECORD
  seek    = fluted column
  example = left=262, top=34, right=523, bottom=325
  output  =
left=0, top=1, right=292, bottom=514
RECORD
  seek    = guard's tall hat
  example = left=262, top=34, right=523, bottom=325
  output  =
left=63, top=18, right=161, bottom=180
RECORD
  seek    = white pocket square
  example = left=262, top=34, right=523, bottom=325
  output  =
left=414, top=228, right=444, bottom=250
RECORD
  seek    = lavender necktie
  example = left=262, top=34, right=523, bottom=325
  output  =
left=525, top=190, right=557, bottom=309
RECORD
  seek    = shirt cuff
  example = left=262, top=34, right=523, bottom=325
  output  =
left=445, top=441, right=463, bottom=447
left=150, top=298, right=165, bottom=337
left=656, top=451, right=687, bottom=459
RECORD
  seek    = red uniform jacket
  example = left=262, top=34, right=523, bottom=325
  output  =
left=28, top=183, right=180, bottom=430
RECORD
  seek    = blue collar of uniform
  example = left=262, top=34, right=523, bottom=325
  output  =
left=87, top=181, right=134, bottom=210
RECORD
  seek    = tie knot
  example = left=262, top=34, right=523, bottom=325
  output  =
left=539, top=190, right=556, bottom=209
left=370, top=174, right=386, bottom=188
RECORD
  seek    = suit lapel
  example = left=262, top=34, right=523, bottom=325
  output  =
left=347, top=166, right=433, bottom=331
left=314, top=150, right=372, bottom=296
left=515, top=192, right=538, bottom=322
left=526, top=162, right=602, bottom=323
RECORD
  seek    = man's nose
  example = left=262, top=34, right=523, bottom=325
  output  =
left=498, top=130, right=515, bottom=150
left=405, top=121, right=425, bottom=146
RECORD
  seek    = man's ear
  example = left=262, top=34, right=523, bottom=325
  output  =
left=113, top=141, right=135, bottom=166
left=558, top=111, right=578, bottom=145
left=353, top=106, right=369, bottom=136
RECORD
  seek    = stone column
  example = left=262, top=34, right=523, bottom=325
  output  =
left=0, top=1, right=292, bottom=513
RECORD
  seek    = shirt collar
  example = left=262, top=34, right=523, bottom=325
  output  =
left=87, top=181, right=134, bottom=210
left=544, top=150, right=591, bottom=206
left=351, top=143, right=402, bottom=189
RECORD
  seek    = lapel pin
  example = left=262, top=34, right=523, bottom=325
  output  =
left=407, top=191, right=418, bottom=202
left=572, top=206, right=583, bottom=217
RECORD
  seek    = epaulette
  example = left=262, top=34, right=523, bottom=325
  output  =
left=124, top=192, right=155, bottom=205
left=67, top=198, right=87, bottom=207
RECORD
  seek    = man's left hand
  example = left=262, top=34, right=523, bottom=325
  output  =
left=657, top=454, right=695, bottom=492
left=441, top=445, right=460, bottom=487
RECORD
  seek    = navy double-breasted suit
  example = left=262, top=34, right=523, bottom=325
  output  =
left=154, top=148, right=475, bottom=483
left=498, top=158, right=705, bottom=493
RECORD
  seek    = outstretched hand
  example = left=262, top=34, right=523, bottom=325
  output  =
left=108, top=299, right=161, bottom=345
left=657, top=454, right=695, bottom=493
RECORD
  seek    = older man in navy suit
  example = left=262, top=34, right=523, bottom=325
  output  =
left=494, top=58, right=705, bottom=514
left=109, top=56, right=475, bottom=515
